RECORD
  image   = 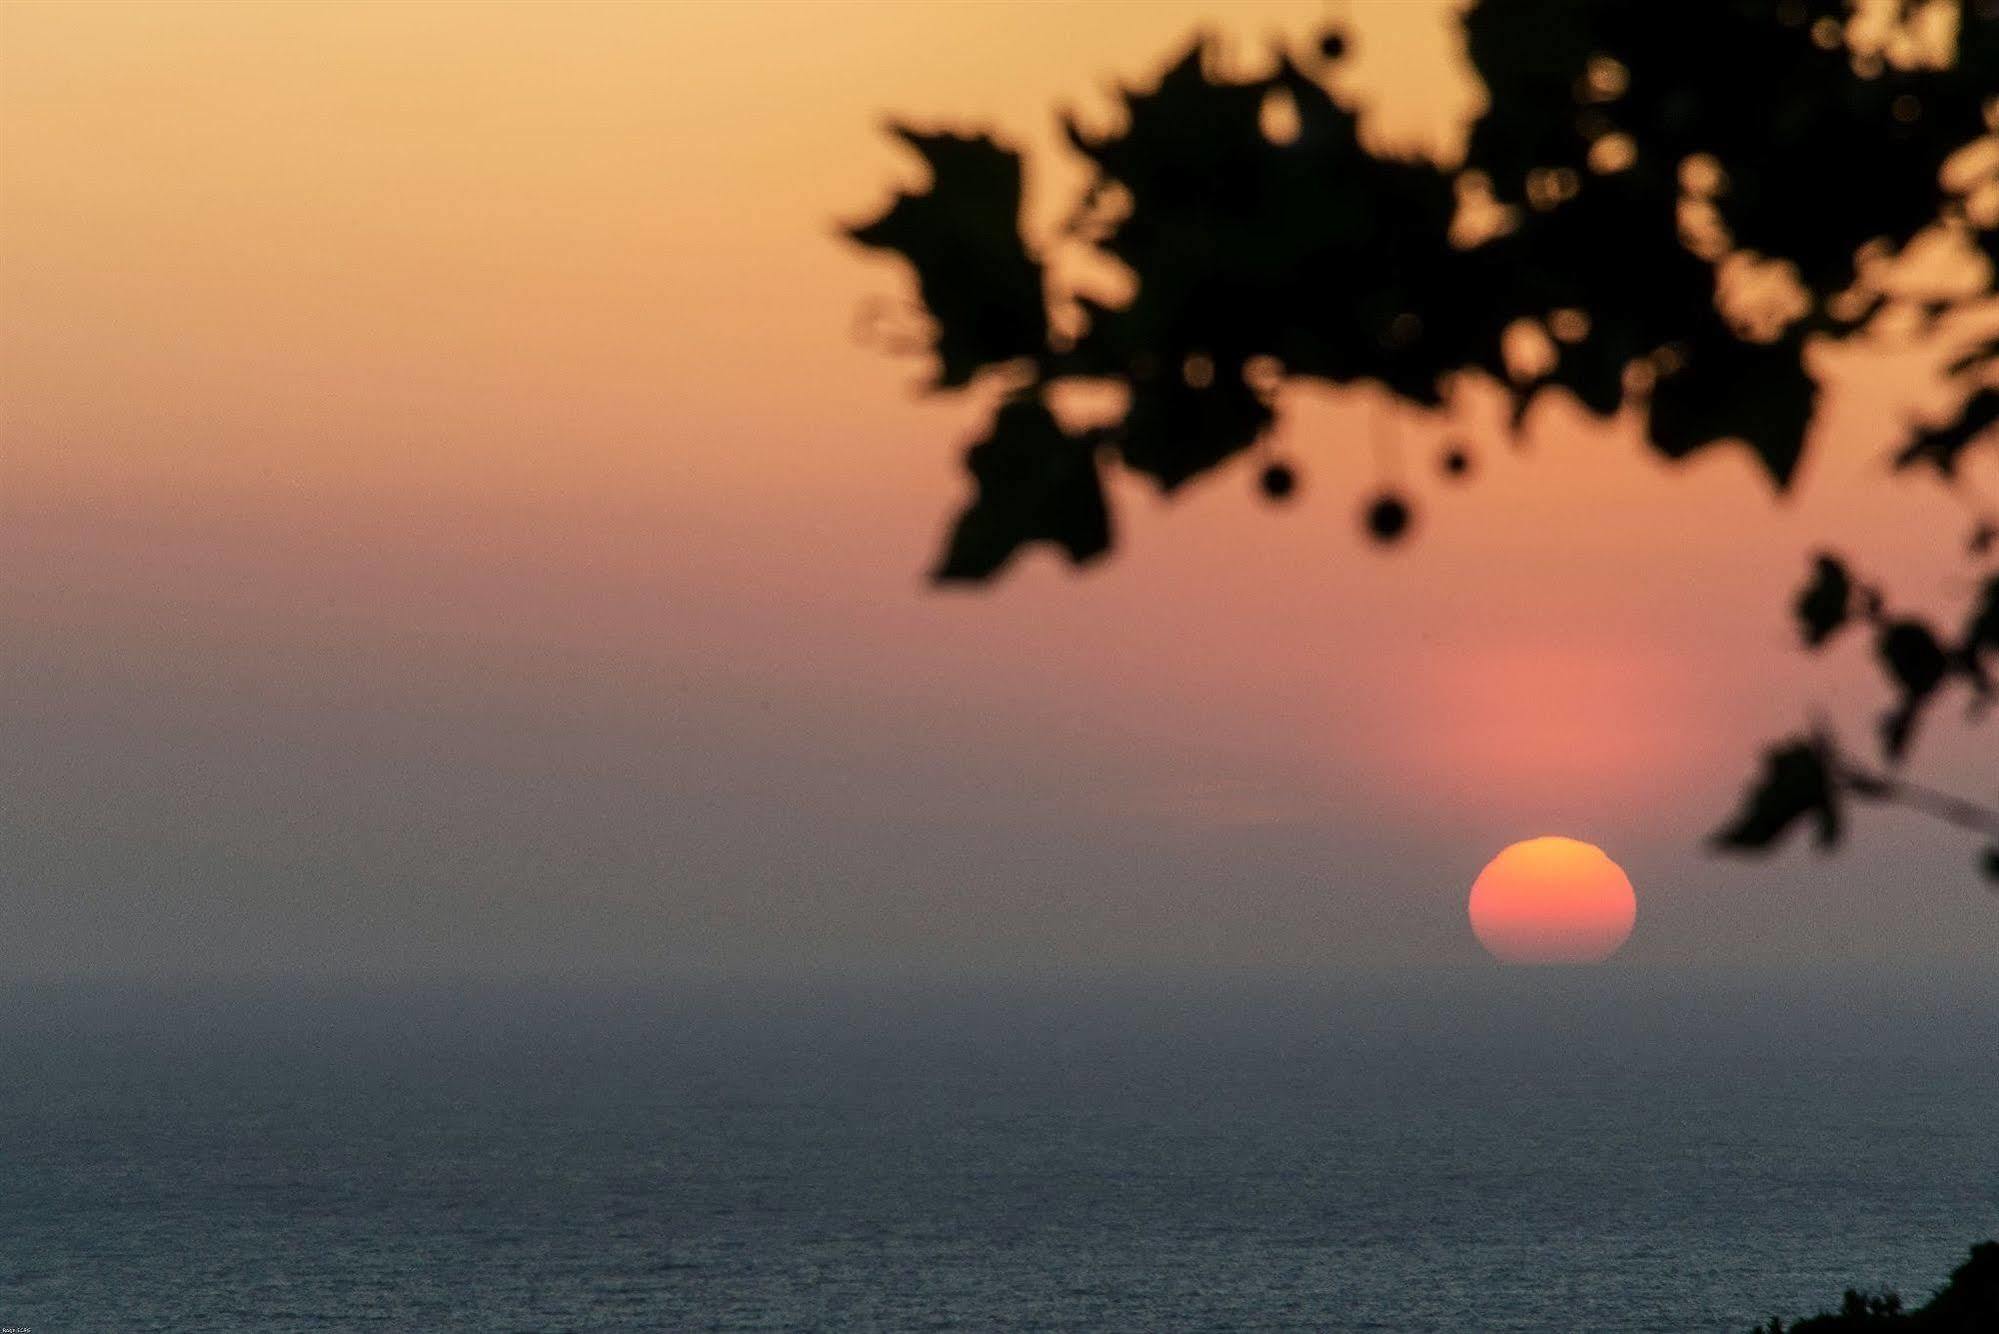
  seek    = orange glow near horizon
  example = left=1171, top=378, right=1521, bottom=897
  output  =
left=4, top=2, right=1994, bottom=977
left=1468, top=837, right=1637, bottom=965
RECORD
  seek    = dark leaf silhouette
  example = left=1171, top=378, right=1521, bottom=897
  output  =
left=1961, top=573, right=1999, bottom=700
left=1118, top=364, right=1275, bottom=491
left=848, top=126, right=1047, bottom=388
left=1794, top=553, right=1854, bottom=648
left=1712, top=735, right=1842, bottom=852
left=1646, top=327, right=1816, bottom=489
left=934, top=396, right=1109, bottom=582
left=1966, top=574, right=1999, bottom=656
left=1875, top=620, right=1950, bottom=762
left=1896, top=388, right=1999, bottom=477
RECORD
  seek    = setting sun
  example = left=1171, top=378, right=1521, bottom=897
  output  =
left=6, top=2, right=1996, bottom=1329
left=1468, top=837, right=1637, bottom=965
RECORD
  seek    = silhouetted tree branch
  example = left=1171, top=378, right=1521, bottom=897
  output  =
left=1844, top=764, right=1999, bottom=842
left=847, top=0, right=1999, bottom=880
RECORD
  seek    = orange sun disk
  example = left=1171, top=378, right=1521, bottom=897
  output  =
left=1468, top=836, right=1636, bottom=965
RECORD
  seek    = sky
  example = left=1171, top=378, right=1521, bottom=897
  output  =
left=3, top=0, right=1994, bottom=983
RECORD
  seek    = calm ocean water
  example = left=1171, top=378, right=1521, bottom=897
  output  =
left=4, top=971, right=1996, bottom=1332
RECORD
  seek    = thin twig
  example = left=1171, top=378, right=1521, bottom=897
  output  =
left=1835, top=761, right=1999, bottom=841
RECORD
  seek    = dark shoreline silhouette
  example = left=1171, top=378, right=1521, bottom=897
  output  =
left=1755, top=1242, right=1998, bottom=1331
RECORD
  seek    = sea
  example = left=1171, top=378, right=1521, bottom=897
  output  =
left=4, top=968, right=1996, bottom=1332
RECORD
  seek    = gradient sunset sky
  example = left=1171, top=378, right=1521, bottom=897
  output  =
left=4, top=0, right=1992, bottom=981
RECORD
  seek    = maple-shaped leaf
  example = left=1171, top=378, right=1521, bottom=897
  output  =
left=848, top=126, right=1048, bottom=388
left=1794, top=553, right=1853, bottom=648
left=934, top=397, right=1109, bottom=582
left=1647, top=327, right=1818, bottom=490
left=1896, top=387, right=1999, bottom=476
left=1712, top=735, right=1842, bottom=851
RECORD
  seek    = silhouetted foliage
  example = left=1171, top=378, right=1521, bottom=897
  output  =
left=932, top=398, right=1111, bottom=581
left=849, top=127, right=1048, bottom=390
left=1751, top=1241, right=1999, bottom=1332
left=1796, top=555, right=1856, bottom=648
left=1714, top=734, right=1846, bottom=851
left=1900, top=385, right=1999, bottom=474
left=849, top=0, right=1999, bottom=876
left=1712, top=551, right=1999, bottom=875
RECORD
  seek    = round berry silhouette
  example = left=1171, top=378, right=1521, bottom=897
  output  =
left=1259, top=462, right=1297, bottom=501
left=1364, top=492, right=1412, bottom=544
left=1441, top=446, right=1472, bottom=479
